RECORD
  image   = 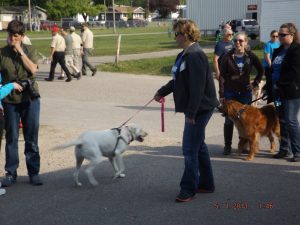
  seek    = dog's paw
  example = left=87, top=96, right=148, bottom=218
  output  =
left=75, top=182, right=82, bottom=187
left=119, top=173, right=126, bottom=178
left=245, top=156, right=254, bottom=161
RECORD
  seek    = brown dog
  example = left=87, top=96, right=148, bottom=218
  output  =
left=220, top=100, right=280, bottom=160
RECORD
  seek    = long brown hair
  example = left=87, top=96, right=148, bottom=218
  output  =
left=280, top=23, right=300, bottom=44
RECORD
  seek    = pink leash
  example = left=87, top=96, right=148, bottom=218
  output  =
left=161, top=97, right=165, bottom=132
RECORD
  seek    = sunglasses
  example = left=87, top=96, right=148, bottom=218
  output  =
left=234, top=39, right=245, bottom=43
left=227, top=33, right=233, bottom=36
left=174, top=31, right=184, bottom=37
left=272, top=35, right=278, bottom=38
left=279, top=33, right=290, bottom=37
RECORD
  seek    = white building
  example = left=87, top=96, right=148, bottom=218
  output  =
left=187, top=0, right=300, bottom=42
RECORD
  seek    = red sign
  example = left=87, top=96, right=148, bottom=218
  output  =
left=248, top=4, right=257, bottom=10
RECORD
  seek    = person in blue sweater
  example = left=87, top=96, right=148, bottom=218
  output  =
left=0, top=75, right=23, bottom=195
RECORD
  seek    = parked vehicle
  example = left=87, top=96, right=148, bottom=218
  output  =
left=228, top=19, right=260, bottom=39
left=105, top=20, right=129, bottom=28
left=127, top=19, right=148, bottom=27
left=61, top=18, right=82, bottom=29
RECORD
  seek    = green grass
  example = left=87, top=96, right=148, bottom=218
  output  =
left=100, top=50, right=264, bottom=77
left=0, top=25, right=215, bottom=57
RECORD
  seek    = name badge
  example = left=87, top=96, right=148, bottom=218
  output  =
left=171, top=65, right=177, bottom=79
left=180, top=61, right=186, bottom=72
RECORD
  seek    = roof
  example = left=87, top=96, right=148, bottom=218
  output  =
left=108, top=5, right=145, bottom=13
left=0, top=5, right=46, bottom=14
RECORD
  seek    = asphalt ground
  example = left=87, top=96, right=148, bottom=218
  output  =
left=0, top=50, right=299, bottom=225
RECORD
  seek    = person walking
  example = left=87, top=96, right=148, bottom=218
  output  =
left=154, top=19, right=218, bottom=203
left=266, top=23, right=300, bottom=162
left=213, top=28, right=234, bottom=80
left=45, top=26, right=73, bottom=82
left=0, top=20, right=43, bottom=187
left=81, top=23, right=97, bottom=76
left=61, top=28, right=80, bottom=79
left=70, top=26, right=83, bottom=79
left=219, top=32, right=264, bottom=155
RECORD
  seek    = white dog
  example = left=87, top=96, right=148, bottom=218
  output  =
left=53, top=124, right=147, bottom=186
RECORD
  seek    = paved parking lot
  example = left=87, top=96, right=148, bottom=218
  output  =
left=0, top=53, right=299, bottom=225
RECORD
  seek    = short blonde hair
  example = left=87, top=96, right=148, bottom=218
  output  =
left=173, top=19, right=200, bottom=42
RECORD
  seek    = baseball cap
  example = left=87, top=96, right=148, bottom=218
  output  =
left=52, top=26, right=59, bottom=32
left=70, top=26, right=75, bottom=31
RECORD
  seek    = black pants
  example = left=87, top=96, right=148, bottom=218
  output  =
left=49, top=51, right=72, bottom=79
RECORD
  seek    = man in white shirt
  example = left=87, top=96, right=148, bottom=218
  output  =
left=70, top=26, right=83, bottom=78
left=45, top=26, right=73, bottom=82
left=81, top=23, right=97, bottom=76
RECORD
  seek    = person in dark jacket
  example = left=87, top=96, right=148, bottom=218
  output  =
left=219, top=32, right=264, bottom=155
left=264, top=23, right=300, bottom=162
left=154, top=19, right=219, bottom=203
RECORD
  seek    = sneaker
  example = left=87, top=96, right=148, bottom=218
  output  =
left=290, top=157, right=299, bottom=162
left=273, top=151, right=289, bottom=159
left=91, top=68, right=97, bottom=76
left=29, top=174, right=43, bottom=186
left=1, top=174, right=17, bottom=187
left=65, top=77, right=72, bottom=82
left=0, top=188, right=6, bottom=196
left=44, top=78, right=54, bottom=82
left=57, top=76, right=65, bottom=80
left=75, top=72, right=81, bottom=80
left=197, top=188, right=214, bottom=193
left=223, top=146, right=232, bottom=155
left=175, top=192, right=195, bottom=203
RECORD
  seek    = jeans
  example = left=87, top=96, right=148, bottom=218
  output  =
left=223, top=90, right=252, bottom=125
left=82, top=48, right=96, bottom=74
left=180, top=109, right=215, bottom=195
left=281, top=98, right=300, bottom=157
left=3, top=98, right=41, bottom=176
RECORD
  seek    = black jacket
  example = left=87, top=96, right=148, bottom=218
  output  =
left=157, top=43, right=219, bottom=119
left=219, top=48, right=264, bottom=98
left=276, top=43, right=300, bottom=100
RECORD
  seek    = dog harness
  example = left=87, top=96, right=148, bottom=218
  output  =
left=237, top=106, right=246, bottom=119
left=111, top=127, right=134, bottom=154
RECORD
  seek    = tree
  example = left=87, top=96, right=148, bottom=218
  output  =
left=149, top=0, right=179, bottom=18
left=45, top=0, right=106, bottom=21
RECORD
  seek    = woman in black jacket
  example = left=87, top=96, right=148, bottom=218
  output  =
left=154, top=20, right=219, bottom=202
left=265, top=23, right=300, bottom=162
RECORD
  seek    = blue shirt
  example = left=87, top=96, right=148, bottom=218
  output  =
left=0, top=75, right=14, bottom=108
left=214, top=40, right=234, bottom=65
left=263, top=40, right=280, bottom=67
left=271, top=48, right=286, bottom=88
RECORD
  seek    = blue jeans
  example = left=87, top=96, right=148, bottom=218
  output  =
left=3, top=99, right=41, bottom=177
left=224, top=90, right=252, bottom=125
left=281, top=98, right=300, bottom=157
left=180, top=110, right=214, bottom=195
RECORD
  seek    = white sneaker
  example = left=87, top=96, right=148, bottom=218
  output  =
left=0, top=188, right=6, bottom=196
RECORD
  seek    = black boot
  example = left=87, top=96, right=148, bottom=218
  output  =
left=223, top=123, right=234, bottom=155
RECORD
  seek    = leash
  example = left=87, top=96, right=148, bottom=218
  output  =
left=118, top=98, right=154, bottom=128
left=247, top=94, right=268, bottom=105
left=161, top=97, right=165, bottom=132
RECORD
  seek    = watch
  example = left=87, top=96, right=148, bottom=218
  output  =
left=19, top=52, right=25, bottom=56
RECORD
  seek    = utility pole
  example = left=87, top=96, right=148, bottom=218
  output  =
left=28, top=0, right=32, bottom=31
left=112, top=0, right=116, bottom=33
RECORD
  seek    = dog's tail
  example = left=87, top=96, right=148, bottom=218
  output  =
left=51, top=139, right=83, bottom=150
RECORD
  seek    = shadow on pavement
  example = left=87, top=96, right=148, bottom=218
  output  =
left=0, top=143, right=299, bottom=225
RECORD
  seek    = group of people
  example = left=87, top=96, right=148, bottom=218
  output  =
left=154, top=20, right=299, bottom=203
left=213, top=22, right=300, bottom=163
left=44, top=22, right=97, bottom=82
left=0, top=19, right=299, bottom=203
